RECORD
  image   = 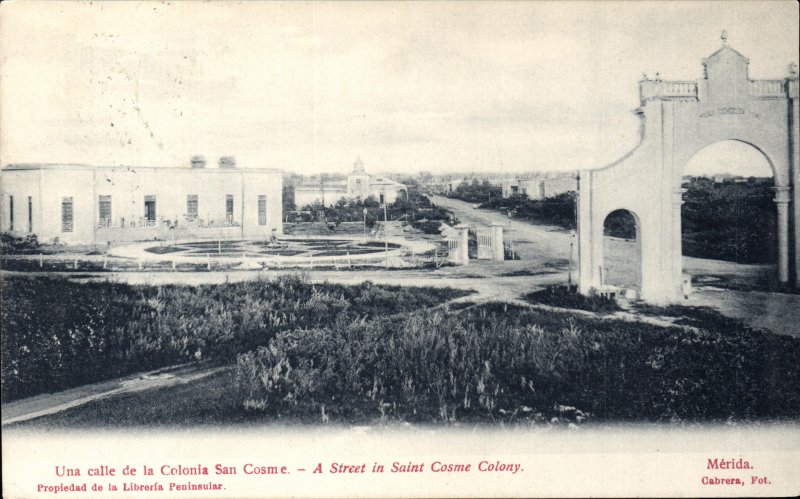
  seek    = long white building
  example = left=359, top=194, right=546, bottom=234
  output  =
left=0, top=157, right=284, bottom=245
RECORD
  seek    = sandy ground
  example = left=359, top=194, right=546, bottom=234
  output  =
left=2, top=268, right=565, bottom=305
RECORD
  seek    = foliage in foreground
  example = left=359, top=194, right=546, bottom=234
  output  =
left=481, top=192, right=578, bottom=231
left=682, top=177, right=776, bottom=264
left=293, top=184, right=454, bottom=234
left=446, top=179, right=503, bottom=204
left=1, top=232, right=40, bottom=255
left=236, top=302, right=800, bottom=424
left=523, top=285, right=621, bottom=313
left=4, top=275, right=799, bottom=426
left=1, top=276, right=469, bottom=401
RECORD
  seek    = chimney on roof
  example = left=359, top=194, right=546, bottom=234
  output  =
left=218, top=156, right=236, bottom=169
left=191, top=155, right=206, bottom=168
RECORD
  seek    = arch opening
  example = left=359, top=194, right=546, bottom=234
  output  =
left=684, top=140, right=775, bottom=180
left=602, top=209, right=641, bottom=292
left=682, top=140, right=777, bottom=290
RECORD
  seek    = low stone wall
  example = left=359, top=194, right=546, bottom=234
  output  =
left=96, top=225, right=243, bottom=244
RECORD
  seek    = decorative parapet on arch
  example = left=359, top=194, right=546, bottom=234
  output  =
left=639, top=81, right=698, bottom=102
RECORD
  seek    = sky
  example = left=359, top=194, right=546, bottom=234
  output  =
left=1, top=1, right=798, bottom=176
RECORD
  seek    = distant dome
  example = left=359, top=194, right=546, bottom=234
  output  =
left=353, top=157, right=365, bottom=174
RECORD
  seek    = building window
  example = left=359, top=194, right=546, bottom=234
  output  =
left=28, top=196, right=33, bottom=232
left=226, top=194, right=234, bottom=222
left=187, top=195, right=198, bottom=221
left=144, top=196, right=156, bottom=224
left=61, top=197, right=73, bottom=232
left=379, top=193, right=385, bottom=204
left=356, top=179, right=362, bottom=187
left=9, top=195, right=13, bottom=231
left=258, top=195, right=267, bottom=225
left=99, top=195, right=112, bottom=228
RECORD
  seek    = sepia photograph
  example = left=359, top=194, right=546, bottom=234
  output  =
left=1, top=1, right=799, bottom=497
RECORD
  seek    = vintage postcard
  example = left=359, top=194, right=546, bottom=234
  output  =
left=1, top=1, right=799, bottom=497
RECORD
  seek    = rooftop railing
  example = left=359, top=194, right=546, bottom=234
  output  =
left=640, top=80, right=698, bottom=101
left=749, top=79, right=785, bottom=97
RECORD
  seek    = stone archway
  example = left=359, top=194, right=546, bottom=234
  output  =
left=578, top=35, right=799, bottom=304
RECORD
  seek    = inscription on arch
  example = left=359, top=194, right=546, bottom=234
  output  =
left=699, top=107, right=746, bottom=118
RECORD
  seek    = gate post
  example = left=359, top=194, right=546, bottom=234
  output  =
left=455, top=224, right=470, bottom=265
left=490, top=223, right=505, bottom=261
left=577, top=170, right=595, bottom=295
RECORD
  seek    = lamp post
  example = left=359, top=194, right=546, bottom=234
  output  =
left=507, top=210, right=515, bottom=259
left=382, top=189, right=388, bottom=268
left=363, top=207, right=368, bottom=238
left=569, top=230, right=575, bottom=289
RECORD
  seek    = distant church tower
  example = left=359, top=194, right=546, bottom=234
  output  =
left=347, top=157, right=370, bottom=199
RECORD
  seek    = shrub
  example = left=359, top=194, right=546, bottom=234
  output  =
left=523, top=285, right=621, bottom=313
left=682, top=177, right=776, bottom=264
left=446, top=179, right=502, bottom=204
left=1, top=276, right=469, bottom=401
left=482, top=192, right=577, bottom=231
left=1, top=232, right=40, bottom=254
left=235, top=302, right=800, bottom=424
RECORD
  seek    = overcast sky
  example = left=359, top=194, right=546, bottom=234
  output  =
left=1, top=1, right=797, bottom=175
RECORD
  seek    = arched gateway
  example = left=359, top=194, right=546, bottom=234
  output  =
left=578, top=35, right=799, bottom=303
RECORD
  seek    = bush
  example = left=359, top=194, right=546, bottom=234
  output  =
left=1, top=276, right=469, bottom=401
left=294, top=187, right=453, bottom=229
left=523, top=285, right=620, bottom=313
left=482, top=192, right=577, bottom=231
left=682, top=177, right=776, bottom=263
left=1, top=232, right=40, bottom=254
left=235, top=302, right=800, bottom=424
left=446, top=179, right=502, bottom=203
left=410, top=220, right=443, bottom=235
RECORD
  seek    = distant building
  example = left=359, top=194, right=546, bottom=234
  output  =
left=712, top=173, right=733, bottom=183
left=293, top=158, right=407, bottom=207
left=446, top=178, right=469, bottom=194
left=712, top=174, right=755, bottom=184
left=501, top=175, right=577, bottom=199
left=0, top=157, right=284, bottom=244
left=501, top=179, right=543, bottom=199
left=541, top=177, right=578, bottom=197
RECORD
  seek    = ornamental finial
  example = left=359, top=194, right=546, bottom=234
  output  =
left=721, top=30, right=728, bottom=44
left=789, top=62, right=798, bottom=77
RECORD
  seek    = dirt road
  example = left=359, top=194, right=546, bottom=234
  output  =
left=430, top=195, right=800, bottom=337
left=430, top=195, right=575, bottom=264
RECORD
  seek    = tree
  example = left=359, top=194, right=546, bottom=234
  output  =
left=283, top=185, right=296, bottom=212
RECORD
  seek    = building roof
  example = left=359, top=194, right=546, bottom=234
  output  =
left=295, top=182, right=347, bottom=192
left=2, top=163, right=284, bottom=174
left=703, top=43, right=750, bottom=67
left=370, top=176, right=406, bottom=188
